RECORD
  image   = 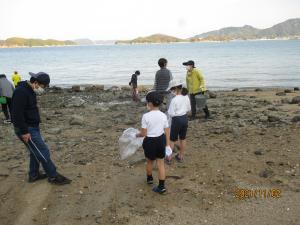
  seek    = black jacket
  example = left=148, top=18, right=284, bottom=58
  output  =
left=11, top=81, right=40, bottom=134
left=129, top=74, right=137, bottom=88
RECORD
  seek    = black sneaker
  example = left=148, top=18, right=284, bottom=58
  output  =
left=28, top=173, right=48, bottom=183
left=147, top=177, right=154, bottom=185
left=3, top=119, right=11, bottom=124
left=152, top=185, right=166, bottom=194
left=48, top=173, right=72, bottom=185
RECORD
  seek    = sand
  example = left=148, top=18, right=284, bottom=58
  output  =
left=0, top=86, right=299, bottom=225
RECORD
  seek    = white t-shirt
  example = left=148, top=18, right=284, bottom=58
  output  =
left=141, top=110, right=169, bottom=137
left=168, top=95, right=191, bottom=118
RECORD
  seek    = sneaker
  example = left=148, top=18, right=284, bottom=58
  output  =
left=165, top=157, right=172, bottom=165
left=48, top=173, right=72, bottom=185
left=28, top=173, right=48, bottom=183
left=175, top=154, right=184, bottom=163
left=3, top=119, right=11, bottom=124
left=147, top=177, right=154, bottom=185
left=152, top=185, right=166, bottom=194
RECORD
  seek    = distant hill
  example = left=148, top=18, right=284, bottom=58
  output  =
left=73, top=39, right=95, bottom=45
left=116, top=34, right=185, bottom=44
left=0, top=37, right=76, bottom=47
left=192, top=18, right=300, bottom=41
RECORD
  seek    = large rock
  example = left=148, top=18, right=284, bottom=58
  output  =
left=69, top=115, right=84, bottom=125
left=66, top=97, right=85, bottom=107
left=232, top=88, right=239, bottom=92
left=291, top=96, right=300, bottom=104
left=294, top=87, right=299, bottom=91
left=207, top=90, right=217, bottom=99
left=46, top=128, right=62, bottom=135
left=268, top=115, right=281, bottom=122
left=291, top=115, right=300, bottom=122
left=276, top=92, right=286, bottom=96
left=284, top=89, right=293, bottom=93
left=255, top=88, right=263, bottom=92
left=85, top=85, right=104, bottom=92
left=72, top=85, right=81, bottom=92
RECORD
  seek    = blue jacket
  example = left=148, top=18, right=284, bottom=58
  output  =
left=12, top=81, right=41, bottom=134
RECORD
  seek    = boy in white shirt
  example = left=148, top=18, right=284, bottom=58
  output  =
left=167, top=83, right=191, bottom=163
left=136, top=91, right=171, bottom=194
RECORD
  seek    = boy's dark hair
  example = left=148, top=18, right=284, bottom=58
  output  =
left=170, top=84, right=182, bottom=91
left=158, top=58, right=167, bottom=68
left=146, top=91, right=163, bottom=107
left=182, top=87, right=188, bottom=96
left=14, top=71, right=18, bottom=74
left=135, top=70, right=140, bottom=75
left=30, top=77, right=38, bottom=83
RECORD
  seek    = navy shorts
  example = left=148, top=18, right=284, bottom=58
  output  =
left=170, top=114, right=188, bottom=141
left=142, top=134, right=166, bottom=160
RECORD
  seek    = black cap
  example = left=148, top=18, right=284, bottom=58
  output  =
left=29, top=72, right=50, bottom=86
left=183, top=60, right=195, bottom=67
left=146, top=91, right=163, bottom=107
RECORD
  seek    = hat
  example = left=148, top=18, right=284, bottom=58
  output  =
left=182, top=60, right=195, bottom=67
left=167, top=80, right=183, bottom=91
left=29, top=72, right=50, bottom=86
left=135, top=70, right=140, bottom=75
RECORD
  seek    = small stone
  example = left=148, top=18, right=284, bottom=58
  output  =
left=207, top=90, right=217, bottom=99
left=254, top=150, right=264, bottom=155
left=95, top=129, right=103, bottom=133
left=232, top=88, right=239, bottom=92
left=276, top=92, right=286, bottom=96
left=255, top=88, right=263, bottom=92
left=259, top=169, right=274, bottom=178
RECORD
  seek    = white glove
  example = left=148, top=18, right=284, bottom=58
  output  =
left=165, top=146, right=172, bottom=157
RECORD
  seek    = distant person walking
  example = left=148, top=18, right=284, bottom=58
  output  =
left=129, top=70, right=140, bottom=101
left=0, top=74, right=15, bottom=124
left=153, top=58, right=173, bottom=108
left=12, top=71, right=22, bottom=87
left=11, top=72, right=71, bottom=185
left=183, top=60, right=210, bottom=120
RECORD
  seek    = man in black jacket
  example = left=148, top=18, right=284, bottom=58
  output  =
left=12, top=72, right=71, bottom=185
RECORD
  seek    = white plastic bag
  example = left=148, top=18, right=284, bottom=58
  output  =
left=165, top=146, right=172, bottom=157
left=119, top=128, right=144, bottom=160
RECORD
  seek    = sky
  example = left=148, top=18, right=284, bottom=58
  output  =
left=0, top=0, right=299, bottom=40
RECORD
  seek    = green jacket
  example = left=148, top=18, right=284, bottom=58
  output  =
left=186, top=68, right=206, bottom=94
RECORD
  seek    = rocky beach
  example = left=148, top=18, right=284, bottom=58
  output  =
left=0, top=86, right=299, bottom=225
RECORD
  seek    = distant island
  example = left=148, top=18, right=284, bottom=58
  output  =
left=116, top=18, right=300, bottom=44
left=1, top=18, right=299, bottom=48
left=0, top=37, right=75, bottom=48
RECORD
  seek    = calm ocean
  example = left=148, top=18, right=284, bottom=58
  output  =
left=0, top=40, right=300, bottom=90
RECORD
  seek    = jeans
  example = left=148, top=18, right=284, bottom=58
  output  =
left=16, top=126, right=57, bottom=178
left=189, top=92, right=210, bottom=118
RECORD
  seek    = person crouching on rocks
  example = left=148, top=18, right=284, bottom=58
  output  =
left=166, top=81, right=191, bottom=164
left=129, top=70, right=140, bottom=102
left=11, top=72, right=72, bottom=185
left=136, top=91, right=171, bottom=194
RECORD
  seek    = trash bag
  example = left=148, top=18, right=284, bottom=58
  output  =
left=195, top=94, right=207, bottom=109
left=119, top=128, right=144, bottom=160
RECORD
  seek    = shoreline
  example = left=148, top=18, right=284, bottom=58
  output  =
left=49, top=84, right=300, bottom=92
left=1, top=38, right=299, bottom=49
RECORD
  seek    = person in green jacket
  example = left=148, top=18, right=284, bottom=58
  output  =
left=183, top=60, right=210, bottom=120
